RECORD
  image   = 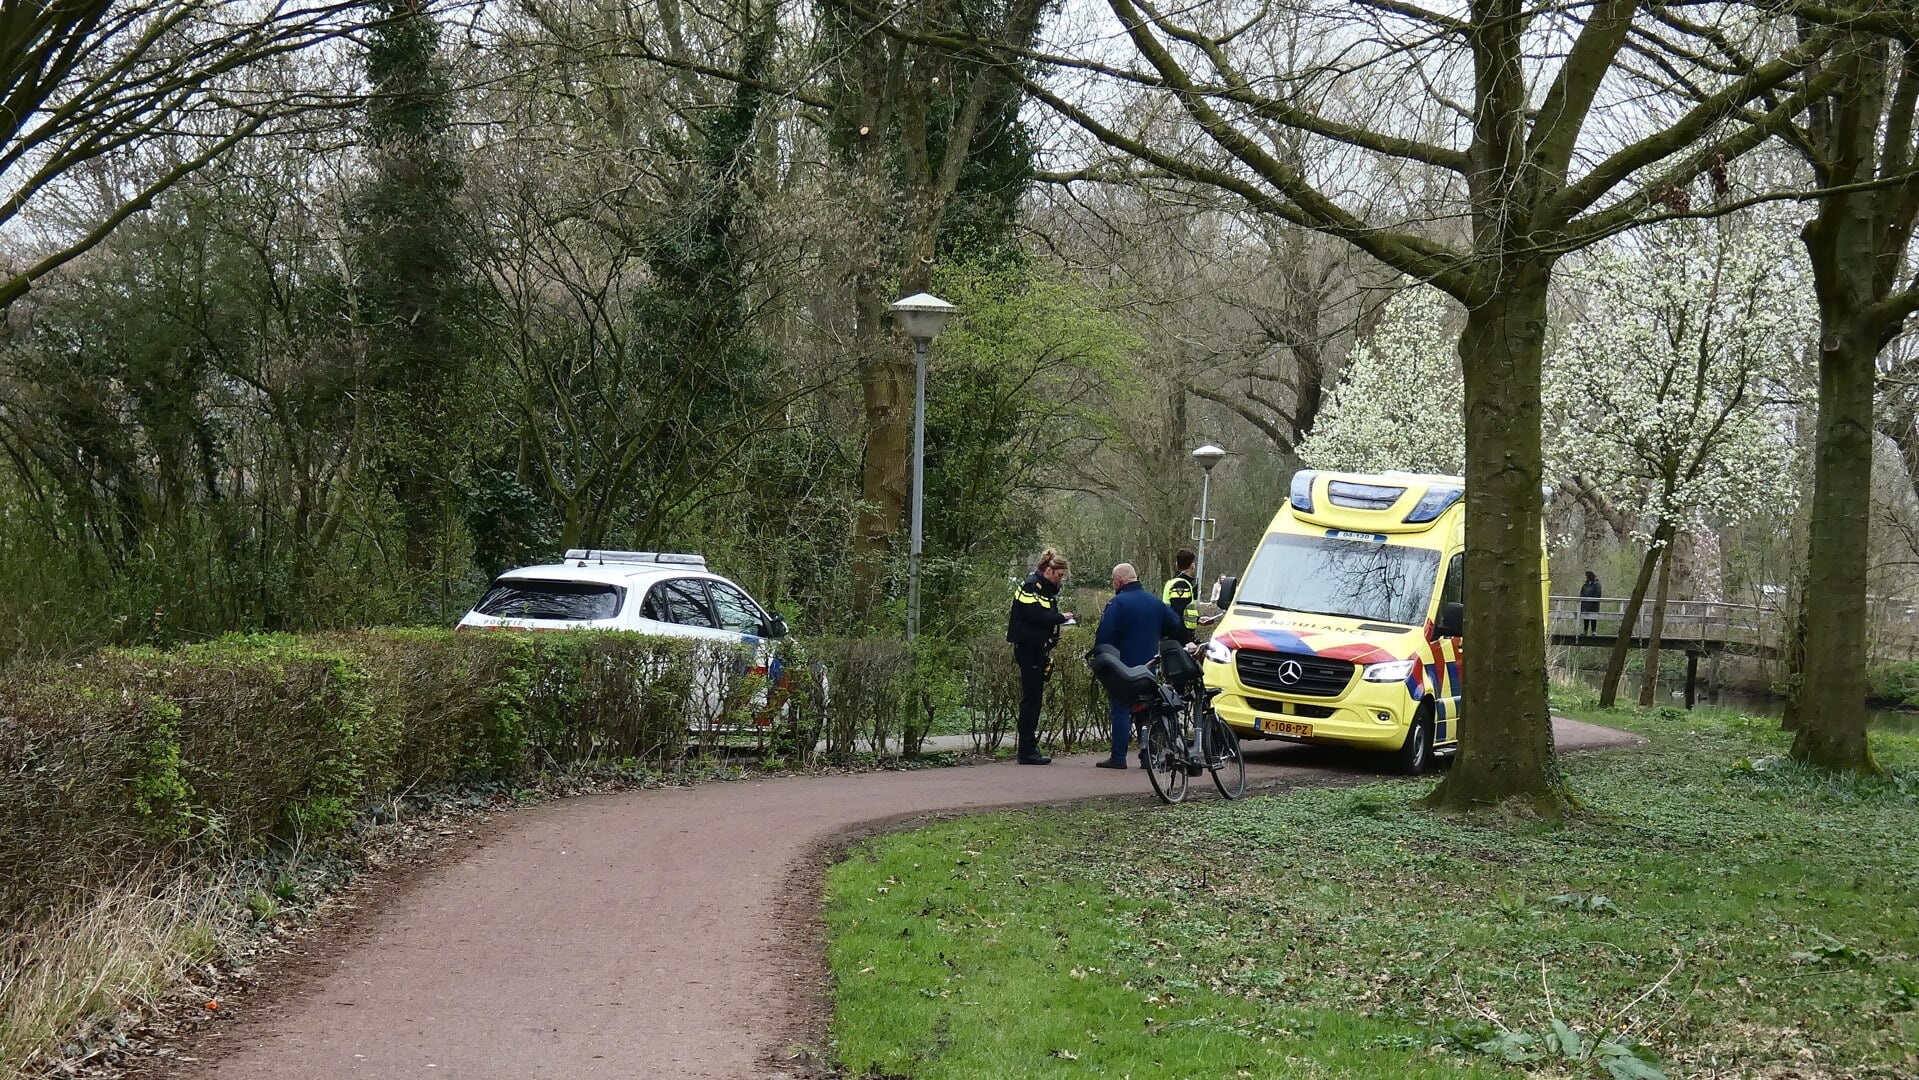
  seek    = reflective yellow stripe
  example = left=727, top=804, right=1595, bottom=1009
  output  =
left=1015, top=586, right=1056, bottom=609
left=1162, top=577, right=1197, bottom=629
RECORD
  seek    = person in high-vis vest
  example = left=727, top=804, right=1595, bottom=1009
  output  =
left=1005, top=549, right=1074, bottom=765
left=1161, top=547, right=1201, bottom=645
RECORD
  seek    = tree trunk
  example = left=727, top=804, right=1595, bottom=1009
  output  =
left=1637, top=538, right=1676, bottom=707
left=1779, top=590, right=1808, bottom=731
left=1792, top=309, right=1882, bottom=772
left=852, top=280, right=911, bottom=617
left=1787, top=29, right=1907, bottom=776
left=1425, top=267, right=1570, bottom=817
left=1599, top=524, right=1669, bottom=706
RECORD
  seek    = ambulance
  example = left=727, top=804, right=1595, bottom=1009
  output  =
left=1202, top=469, right=1544, bottom=773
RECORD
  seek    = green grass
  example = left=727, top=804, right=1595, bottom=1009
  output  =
left=825, top=708, right=1919, bottom=1079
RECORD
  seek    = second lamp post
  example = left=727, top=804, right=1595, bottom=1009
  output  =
left=1191, top=443, right=1226, bottom=587
left=888, top=292, right=957, bottom=642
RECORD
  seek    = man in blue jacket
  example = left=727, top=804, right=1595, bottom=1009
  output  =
left=1094, top=563, right=1183, bottom=769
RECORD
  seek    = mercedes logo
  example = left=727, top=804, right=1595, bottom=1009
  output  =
left=1277, top=659, right=1304, bottom=685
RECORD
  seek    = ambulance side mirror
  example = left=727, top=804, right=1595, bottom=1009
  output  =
left=1435, top=602, right=1464, bottom=639
left=1214, top=575, right=1238, bottom=610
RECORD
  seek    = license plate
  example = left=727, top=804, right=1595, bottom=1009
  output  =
left=1257, top=717, right=1312, bottom=737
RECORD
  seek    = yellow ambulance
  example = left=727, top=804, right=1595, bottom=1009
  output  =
left=1202, top=469, right=1542, bottom=773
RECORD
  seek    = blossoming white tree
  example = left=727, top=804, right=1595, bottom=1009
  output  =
left=1546, top=213, right=1814, bottom=706
left=1298, top=285, right=1463, bottom=476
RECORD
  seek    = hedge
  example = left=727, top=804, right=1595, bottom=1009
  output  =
left=0, top=626, right=1112, bottom=925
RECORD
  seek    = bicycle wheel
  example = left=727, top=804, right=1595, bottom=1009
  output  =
left=1142, top=716, right=1188, bottom=804
left=1204, top=713, right=1246, bottom=800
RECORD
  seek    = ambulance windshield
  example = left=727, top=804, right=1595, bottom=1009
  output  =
left=1236, top=533, right=1440, bottom=627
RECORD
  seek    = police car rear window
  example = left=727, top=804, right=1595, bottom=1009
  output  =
left=474, top=579, right=624, bottom=621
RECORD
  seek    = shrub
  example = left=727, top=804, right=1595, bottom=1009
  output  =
left=1041, top=625, right=1109, bottom=751
left=963, top=638, right=1019, bottom=752
left=0, top=675, right=188, bottom=921
left=1865, top=661, right=1919, bottom=707
left=803, top=636, right=912, bottom=761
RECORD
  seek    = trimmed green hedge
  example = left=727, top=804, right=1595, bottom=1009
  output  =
left=0, top=626, right=1112, bottom=923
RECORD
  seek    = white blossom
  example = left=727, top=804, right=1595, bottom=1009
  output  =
left=1299, top=284, right=1463, bottom=474
left=1545, top=212, right=1812, bottom=541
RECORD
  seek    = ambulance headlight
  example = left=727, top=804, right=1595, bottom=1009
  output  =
left=1362, top=658, right=1416, bottom=682
left=1204, top=638, right=1233, bottom=665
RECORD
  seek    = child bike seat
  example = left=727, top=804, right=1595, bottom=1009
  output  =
left=1084, top=644, right=1160, bottom=706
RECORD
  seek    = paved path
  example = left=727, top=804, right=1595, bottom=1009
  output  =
left=166, top=719, right=1637, bottom=1080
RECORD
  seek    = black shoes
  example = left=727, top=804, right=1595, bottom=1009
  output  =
left=1017, top=753, right=1052, bottom=765
left=1094, top=758, right=1128, bottom=770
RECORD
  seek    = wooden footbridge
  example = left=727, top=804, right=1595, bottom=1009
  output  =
left=1547, top=595, right=1781, bottom=708
left=1545, top=594, right=1919, bottom=707
left=1548, top=596, right=1783, bottom=657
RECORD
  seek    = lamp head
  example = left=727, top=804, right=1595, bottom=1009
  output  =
left=1192, top=443, right=1227, bottom=472
left=888, top=292, right=957, bottom=342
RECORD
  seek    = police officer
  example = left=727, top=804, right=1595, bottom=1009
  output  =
left=1161, top=547, right=1201, bottom=644
left=1006, top=549, right=1074, bottom=765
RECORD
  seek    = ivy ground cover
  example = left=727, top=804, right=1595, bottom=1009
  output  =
left=825, top=709, right=1919, bottom=1079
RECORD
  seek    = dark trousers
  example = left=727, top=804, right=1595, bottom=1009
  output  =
left=1582, top=613, right=1598, bottom=635
left=1014, top=645, right=1050, bottom=756
left=1108, top=700, right=1133, bottom=763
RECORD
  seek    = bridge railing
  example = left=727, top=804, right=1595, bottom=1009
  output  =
left=1547, top=595, right=1779, bottom=647
left=1544, top=594, right=1919, bottom=662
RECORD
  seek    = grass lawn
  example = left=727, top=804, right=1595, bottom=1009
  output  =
left=824, top=707, right=1919, bottom=1079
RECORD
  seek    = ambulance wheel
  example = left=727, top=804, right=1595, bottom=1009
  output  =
left=1392, top=702, right=1434, bottom=775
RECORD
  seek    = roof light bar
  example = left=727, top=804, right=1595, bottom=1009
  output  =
left=563, top=549, right=708, bottom=570
left=1289, top=470, right=1317, bottom=513
left=1326, top=480, right=1405, bottom=510
left=1404, top=486, right=1463, bottom=523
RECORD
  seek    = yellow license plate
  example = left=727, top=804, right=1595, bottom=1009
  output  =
left=1257, top=717, right=1313, bottom=737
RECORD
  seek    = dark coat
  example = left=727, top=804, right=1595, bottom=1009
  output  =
left=1007, top=571, right=1067, bottom=649
left=1096, top=581, right=1182, bottom=666
left=1579, top=577, right=1602, bottom=613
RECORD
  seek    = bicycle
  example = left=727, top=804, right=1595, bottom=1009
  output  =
left=1087, top=639, right=1246, bottom=804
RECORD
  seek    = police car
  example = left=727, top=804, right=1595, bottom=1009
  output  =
left=457, top=549, right=788, bottom=644
left=458, top=551, right=795, bottom=737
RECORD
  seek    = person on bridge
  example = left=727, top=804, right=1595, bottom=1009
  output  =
left=1094, top=563, right=1183, bottom=769
left=1006, top=549, right=1074, bottom=765
left=1581, top=570, right=1603, bottom=636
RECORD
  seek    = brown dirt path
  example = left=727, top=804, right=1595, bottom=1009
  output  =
left=164, top=719, right=1638, bottom=1080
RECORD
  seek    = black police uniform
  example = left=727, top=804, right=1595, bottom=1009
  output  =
left=1006, top=570, right=1068, bottom=761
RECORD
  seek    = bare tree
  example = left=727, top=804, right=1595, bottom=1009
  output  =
left=0, top=0, right=358, bottom=310
left=1781, top=9, right=1919, bottom=774
left=908, top=0, right=1840, bottom=813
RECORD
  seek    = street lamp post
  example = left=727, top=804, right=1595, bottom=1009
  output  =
left=888, top=292, right=958, bottom=642
left=1191, top=444, right=1227, bottom=588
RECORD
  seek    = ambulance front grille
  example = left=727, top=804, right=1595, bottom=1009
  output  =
left=1246, top=698, right=1336, bottom=719
left=1235, top=651, right=1355, bottom=698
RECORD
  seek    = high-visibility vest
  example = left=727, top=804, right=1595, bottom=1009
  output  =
left=1162, top=572, right=1197, bottom=632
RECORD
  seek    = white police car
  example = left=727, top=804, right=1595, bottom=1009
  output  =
left=458, top=550, right=800, bottom=740
left=457, top=549, right=788, bottom=644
